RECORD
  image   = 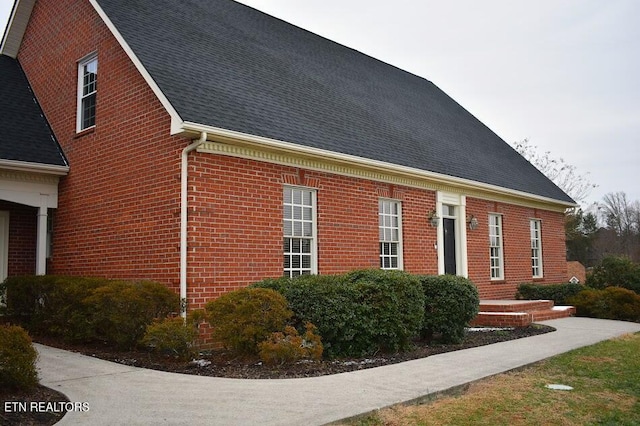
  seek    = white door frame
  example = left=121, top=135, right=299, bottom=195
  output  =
left=436, top=192, right=469, bottom=277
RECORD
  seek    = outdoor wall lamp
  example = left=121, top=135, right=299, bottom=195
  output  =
left=467, top=214, right=479, bottom=230
left=428, top=210, right=440, bottom=227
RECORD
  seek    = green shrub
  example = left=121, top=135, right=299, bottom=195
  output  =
left=2, top=276, right=179, bottom=348
left=205, top=288, right=292, bottom=355
left=516, top=282, right=585, bottom=305
left=568, top=287, right=640, bottom=322
left=84, top=280, right=179, bottom=349
left=254, top=274, right=360, bottom=358
left=141, top=311, right=204, bottom=361
left=0, top=325, right=39, bottom=391
left=419, top=275, right=480, bottom=344
left=586, top=256, right=640, bottom=294
left=258, top=323, right=323, bottom=365
left=346, top=269, right=424, bottom=353
left=253, top=269, right=424, bottom=358
left=1, top=275, right=105, bottom=338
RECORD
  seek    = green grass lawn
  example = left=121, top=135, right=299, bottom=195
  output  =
left=346, top=332, right=640, bottom=426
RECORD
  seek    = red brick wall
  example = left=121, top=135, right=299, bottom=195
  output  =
left=17, top=0, right=185, bottom=295
left=184, top=157, right=441, bottom=309
left=14, top=0, right=567, bottom=307
left=466, top=198, right=568, bottom=299
left=0, top=201, right=37, bottom=276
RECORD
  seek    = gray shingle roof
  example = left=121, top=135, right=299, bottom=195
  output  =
left=0, top=55, right=67, bottom=168
left=96, top=0, right=574, bottom=204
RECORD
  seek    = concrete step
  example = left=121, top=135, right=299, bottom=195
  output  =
left=470, top=300, right=575, bottom=327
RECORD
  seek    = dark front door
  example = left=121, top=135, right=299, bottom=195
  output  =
left=443, top=218, right=456, bottom=275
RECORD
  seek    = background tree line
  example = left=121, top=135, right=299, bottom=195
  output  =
left=513, top=139, right=639, bottom=267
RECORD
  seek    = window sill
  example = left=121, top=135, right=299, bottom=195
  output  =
left=74, top=126, right=96, bottom=138
left=490, top=279, right=506, bottom=284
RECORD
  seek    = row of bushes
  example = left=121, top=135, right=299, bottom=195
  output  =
left=517, top=256, right=640, bottom=323
left=519, top=282, right=640, bottom=323
left=2, top=270, right=480, bottom=361
left=1, top=276, right=179, bottom=349
left=0, top=325, right=39, bottom=391
left=516, top=282, right=584, bottom=305
left=235, top=270, right=480, bottom=358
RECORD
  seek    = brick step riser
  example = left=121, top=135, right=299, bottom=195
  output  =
left=471, top=307, right=575, bottom=328
left=479, top=301, right=554, bottom=313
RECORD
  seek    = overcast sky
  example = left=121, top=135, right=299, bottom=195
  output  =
left=1, top=0, right=638, bottom=207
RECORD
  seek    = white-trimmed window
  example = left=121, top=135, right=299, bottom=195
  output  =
left=379, top=199, right=402, bottom=270
left=77, top=54, right=98, bottom=131
left=530, top=219, right=543, bottom=278
left=283, top=187, right=316, bottom=277
left=488, top=214, right=503, bottom=280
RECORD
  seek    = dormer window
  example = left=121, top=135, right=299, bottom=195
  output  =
left=77, top=54, right=98, bottom=132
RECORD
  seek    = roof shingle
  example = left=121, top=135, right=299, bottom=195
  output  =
left=0, top=54, right=67, bottom=168
left=96, top=0, right=574, bottom=204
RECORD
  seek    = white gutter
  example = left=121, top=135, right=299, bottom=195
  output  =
left=0, top=159, right=69, bottom=175
left=180, top=132, right=207, bottom=317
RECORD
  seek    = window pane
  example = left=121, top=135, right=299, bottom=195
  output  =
left=303, top=222, right=312, bottom=237
left=82, top=94, right=96, bottom=129
left=390, top=243, right=398, bottom=255
left=303, top=191, right=312, bottom=206
left=293, top=190, right=302, bottom=205
left=283, top=221, right=292, bottom=236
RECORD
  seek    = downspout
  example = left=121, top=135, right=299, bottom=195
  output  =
left=180, top=132, right=207, bottom=317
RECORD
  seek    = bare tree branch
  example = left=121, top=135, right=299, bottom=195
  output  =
left=512, top=138, right=597, bottom=204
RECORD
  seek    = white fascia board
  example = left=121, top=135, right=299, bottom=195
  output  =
left=0, top=159, right=69, bottom=175
left=0, top=0, right=36, bottom=58
left=88, top=0, right=183, bottom=133
left=180, top=121, right=577, bottom=210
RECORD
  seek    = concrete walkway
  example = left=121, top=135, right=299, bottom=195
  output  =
left=36, top=317, right=640, bottom=425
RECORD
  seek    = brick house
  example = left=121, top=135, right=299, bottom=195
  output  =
left=1, top=0, right=575, bottom=312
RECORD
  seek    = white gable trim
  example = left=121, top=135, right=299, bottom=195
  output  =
left=87, top=0, right=184, bottom=134
left=2, top=0, right=183, bottom=131
left=0, top=0, right=36, bottom=58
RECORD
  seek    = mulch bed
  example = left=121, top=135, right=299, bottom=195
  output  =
left=35, top=325, right=554, bottom=379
